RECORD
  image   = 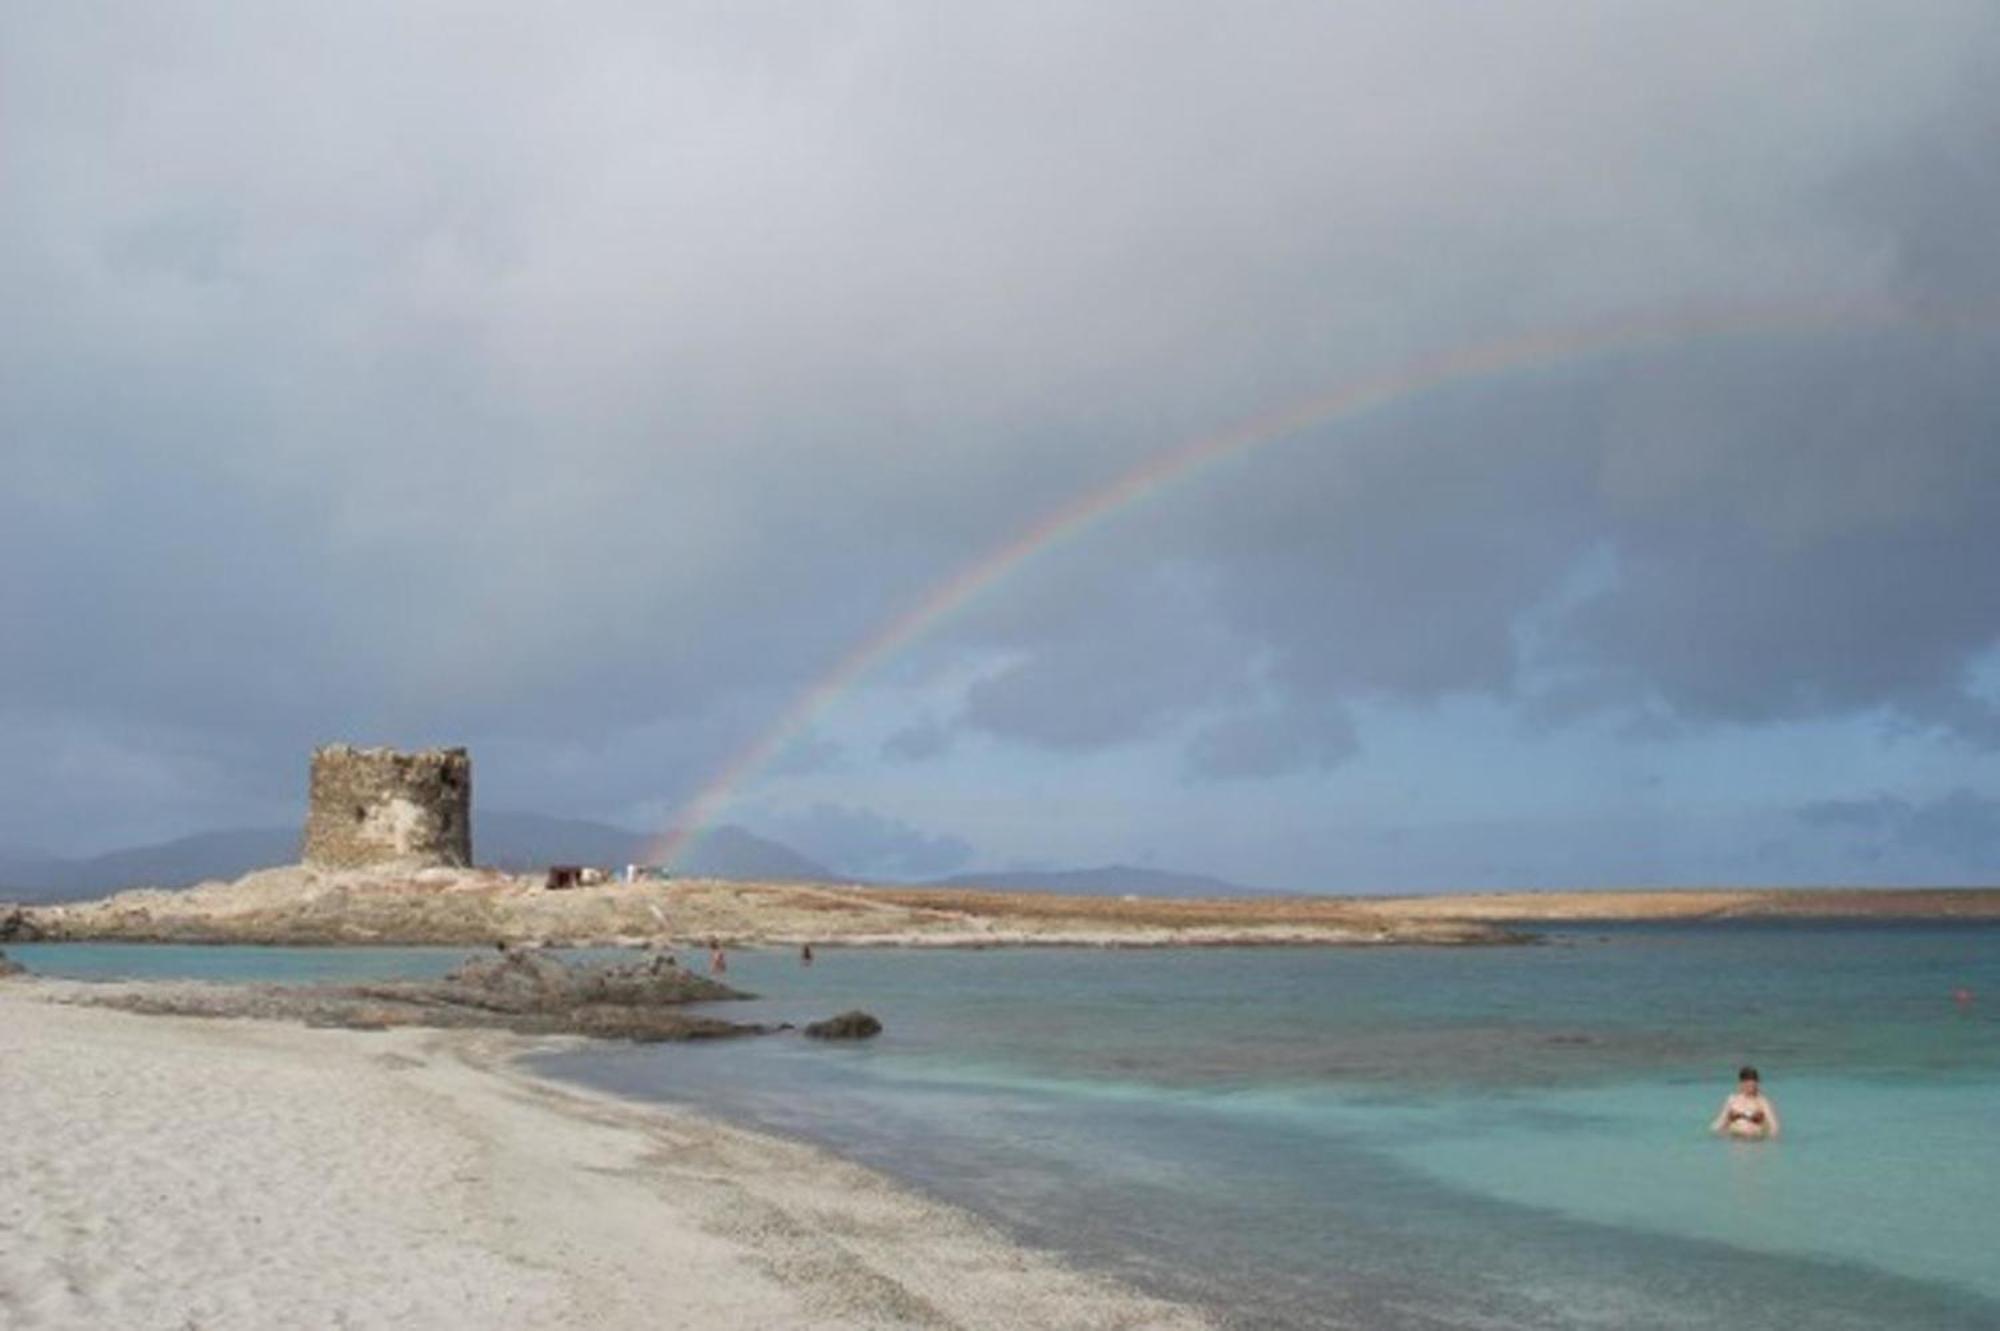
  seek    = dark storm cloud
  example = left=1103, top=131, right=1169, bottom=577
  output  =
left=881, top=717, right=954, bottom=764
left=1556, top=335, right=2000, bottom=738
left=958, top=559, right=1256, bottom=751
left=1796, top=790, right=2000, bottom=870
left=1835, top=53, right=2000, bottom=305
left=4, top=3, right=2000, bottom=850
left=948, top=318, right=2000, bottom=768
left=1183, top=706, right=1358, bottom=781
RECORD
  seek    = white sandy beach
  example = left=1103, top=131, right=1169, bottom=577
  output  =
left=0, top=985, right=1207, bottom=1331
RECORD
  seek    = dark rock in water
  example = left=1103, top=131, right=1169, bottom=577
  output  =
left=429, top=948, right=744, bottom=1013
left=0, top=908, right=43, bottom=943
left=0, top=949, right=24, bottom=978
left=565, top=1005, right=758, bottom=1042
left=804, top=1009, right=883, bottom=1040
left=74, top=949, right=766, bottom=1043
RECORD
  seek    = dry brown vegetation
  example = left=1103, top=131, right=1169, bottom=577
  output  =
left=862, top=888, right=1389, bottom=927
left=1347, top=887, right=2000, bottom=921
left=864, top=884, right=2000, bottom=927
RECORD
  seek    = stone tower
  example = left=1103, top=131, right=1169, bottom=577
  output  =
left=302, top=744, right=472, bottom=870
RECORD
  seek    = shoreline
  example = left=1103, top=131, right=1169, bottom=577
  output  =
left=3, top=867, right=1520, bottom=949
left=0, top=982, right=1210, bottom=1330
left=9, top=872, right=2000, bottom=954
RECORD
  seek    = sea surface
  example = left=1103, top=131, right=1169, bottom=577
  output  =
left=17, top=924, right=2000, bottom=1329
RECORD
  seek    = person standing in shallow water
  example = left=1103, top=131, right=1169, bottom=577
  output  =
left=800, top=943, right=814, bottom=967
left=1711, top=1066, right=1781, bottom=1140
left=708, top=939, right=727, bottom=975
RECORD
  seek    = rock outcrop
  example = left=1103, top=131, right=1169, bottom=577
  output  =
left=71, top=949, right=766, bottom=1043
left=0, top=907, right=43, bottom=943
left=804, top=1009, right=883, bottom=1040
left=428, top=947, right=738, bottom=1013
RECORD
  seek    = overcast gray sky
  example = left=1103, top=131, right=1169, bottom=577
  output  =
left=4, top=2, right=1998, bottom=888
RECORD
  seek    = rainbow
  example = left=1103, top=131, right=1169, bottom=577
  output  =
left=649, top=296, right=1988, bottom=865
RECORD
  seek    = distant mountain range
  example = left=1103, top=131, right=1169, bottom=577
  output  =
left=475, top=814, right=833, bottom=883
left=924, top=864, right=1275, bottom=897
left=0, top=827, right=304, bottom=905
left=0, top=817, right=1273, bottom=904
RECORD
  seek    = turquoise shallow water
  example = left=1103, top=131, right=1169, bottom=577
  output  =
left=17, top=926, right=2000, bottom=1329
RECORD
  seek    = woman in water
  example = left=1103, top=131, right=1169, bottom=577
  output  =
left=1710, top=1066, right=1781, bottom=1140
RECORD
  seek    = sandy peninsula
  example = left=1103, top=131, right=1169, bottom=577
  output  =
left=1346, top=886, right=2000, bottom=922
left=12, top=866, right=1999, bottom=951
left=0, top=980, right=1207, bottom=1331
left=6, top=865, right=1515, bottom=947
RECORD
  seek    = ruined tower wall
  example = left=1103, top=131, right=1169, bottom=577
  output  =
left=301, top=745, right=472, bottom=870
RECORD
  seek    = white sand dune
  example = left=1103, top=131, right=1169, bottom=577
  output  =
left=0, top=987, right=1207, bottom=1331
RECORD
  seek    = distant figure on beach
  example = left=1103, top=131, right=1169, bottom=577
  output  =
left=1711, top=1066, right=1780, bottom=1140
left=801, top=943, right=814, bottom=967
left=708, top=939, right=727, bottom=975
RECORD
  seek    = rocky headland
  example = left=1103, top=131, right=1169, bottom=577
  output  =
left=12, top=866, right=1989, bottom=953
left=6, top=863, right=1520, bottom=947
